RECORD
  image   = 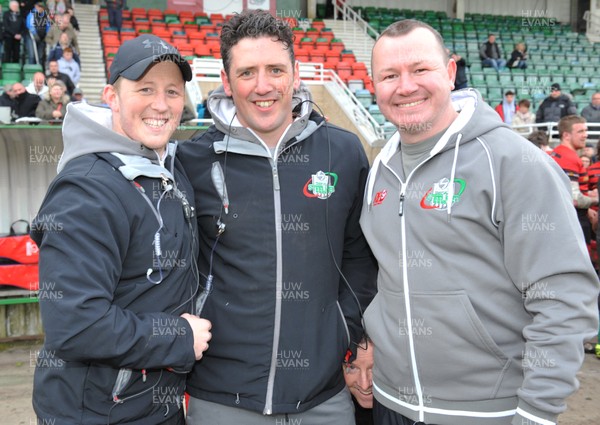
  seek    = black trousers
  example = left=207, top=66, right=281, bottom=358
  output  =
left=373, top=398, right=433, bottom=425
left=3, top=37, right=21, bottom=63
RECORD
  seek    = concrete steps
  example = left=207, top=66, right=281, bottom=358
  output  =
left=72, top=3, right=105, bottom=103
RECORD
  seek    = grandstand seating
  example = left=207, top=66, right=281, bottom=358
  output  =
left=350, top=6, right=600, bottom=113
left=95, top=6, right=599, bottom=121
left=98, top=8, right=374, bottom=93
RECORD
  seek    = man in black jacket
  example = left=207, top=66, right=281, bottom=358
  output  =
left=11, top=81, right=39, bottom=118
left=536, top=83, right=578, bottom=123
left=3, top=0, right=25, bottom=63
left=180, top=9, right=377, bottom=425
left=45, top=58, right=75, bottom=95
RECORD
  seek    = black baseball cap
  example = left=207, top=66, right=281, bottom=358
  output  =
left=108, top=34, right=192, bottom=85
left=551, top=83, right=561, bottom=91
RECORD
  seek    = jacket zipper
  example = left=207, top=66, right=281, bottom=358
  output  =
left=264, top=159, right=283, bottom=415
left=383, top=158, right=433, bottom=422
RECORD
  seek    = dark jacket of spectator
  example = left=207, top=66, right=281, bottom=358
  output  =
left=536, top=94, right=577, bottom=123
left=13, top=90, right=40, bottom=118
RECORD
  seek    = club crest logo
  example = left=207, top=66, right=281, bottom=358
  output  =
left=420, top=177, right=466, bottom=210
left=303, top=171, right=337, bottom=199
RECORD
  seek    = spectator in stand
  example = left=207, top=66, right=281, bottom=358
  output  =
left=35, top=80, right=70, bottom=121
left=3, top=0, right=25, bottom=64
left=494, top=90, right=518, bottom=125
left=46, top=0, right=66, bottom=17
left=105, top=0, right=126, bottom=33
left=512, top=98, right=536, bottom=134
left=344, top=338, right=374, bottom=425
left=65, top=7, right=78, bottom=32
left=581, top=155, right=591, bottom=169
left=550, top=115, right=598, bottom=246
left=48, top=32, right=80, bottom=65
left=11, top=81, right=40, bottom=118
left=26, top=71, right=48, bottom=98
left=70, top=86, right=85, bottom=103
left=527, top=129, right=552, bottom=152
left=449, top=50, right=468, bottom=90
left=25, top=1, right=50, bottom=65
left=536, top=83, right=577, bottom=124
left=57, top=46, right=80, bottom=85
left=46, top=58, right=75, bottom=95
left=582, top=92, right=600, bottom=139
left=479, top=33, right=506, bottom=72
left=0, top=83, right=16, bottom=109
left=507, top=42, right=528, bottom=69
left=45, top=12, right=78, bottom=53
left=583, top=141, right=597, bottom=163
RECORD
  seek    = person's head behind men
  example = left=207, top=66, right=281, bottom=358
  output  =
left=591, top=92, right=600, bottom=108
left=343, top=338, right=374, bottom=409
left=103, top=34, right=192, bottom=155
left=371, top=19, right=457, bottom=144
left=558, top=115, right=587, bottom=151
left=550, top=83, right=562, bottom=99
left=218, top=10, right=300, bottom=147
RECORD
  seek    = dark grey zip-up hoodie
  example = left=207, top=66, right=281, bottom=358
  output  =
left=179, top=83, right=377, bottom=415
left=360, top=89, right=599, bottom=425
left=32, top=102, right=198, bottom=425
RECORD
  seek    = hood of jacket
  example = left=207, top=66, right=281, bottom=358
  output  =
left=205, top=81, right=322, bottom=155
left=58, top=102, right=166, bottom=173
left=367, top=89, right=508, bottom=212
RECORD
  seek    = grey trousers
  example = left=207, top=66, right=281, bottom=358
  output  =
left=186, top=387, right=356, bottom=425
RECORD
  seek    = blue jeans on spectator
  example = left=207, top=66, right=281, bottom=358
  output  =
left=482, top=58, right=506, bottom=71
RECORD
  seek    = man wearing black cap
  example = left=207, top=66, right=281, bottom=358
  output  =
left=536, top=82, right=577, bottom=124
left=31, top=34, right=211, bottom=425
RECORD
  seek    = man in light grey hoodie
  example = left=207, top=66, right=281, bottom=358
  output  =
left=360, top=19, right=599, bottom=425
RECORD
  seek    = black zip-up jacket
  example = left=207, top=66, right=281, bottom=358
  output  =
left=32, top=103, right=198, bottom=425
left=178, top=84, right=377, bottom=415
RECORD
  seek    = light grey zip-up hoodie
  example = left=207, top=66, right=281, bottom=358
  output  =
left=360, top=89, right=599, bottom=425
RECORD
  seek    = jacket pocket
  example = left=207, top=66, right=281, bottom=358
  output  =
left=365, top=290, right=514, bottom=403
left=410, top=291, right=512, bottom=401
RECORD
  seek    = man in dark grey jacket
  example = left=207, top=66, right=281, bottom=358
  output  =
left=536, top=83, right=577, bottom=123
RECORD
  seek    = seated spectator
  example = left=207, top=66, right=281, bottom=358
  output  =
left=57, top=47, right=80, bottom=84
left=581, top=92, right=600, bottom=139
left=35, top=81, right=70, bottom=121
left=0, top=83, right=16, bottom=109
left=449, top=50, right=468, bottom=90
left=507, top=42, right=528, bottom=69
left=48, top=32, right=81, bottom=66
left=536, top=83, right=577, bottom=123
left=46, top=58, right=75, bottom=95
left=71, top=87, right=86, bottom=103
left=479, top=33, right=506, bottom=72
left=494, top=90, right=518, bottom=125
left=344, top=338, right=374, bottom=425
left=11, top=81, right=40, bottom=118
left=26, top=71, right=49, bottom=98
left=513, top=98, right=536, bottom=134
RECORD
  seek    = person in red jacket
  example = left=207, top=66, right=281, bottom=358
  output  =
left=494, top=90, right=518, bottom=125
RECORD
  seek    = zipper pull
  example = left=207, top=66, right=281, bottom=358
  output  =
left=142, top=369, right=147, bottom=383
left=398, top=193, right=405, bottom=216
